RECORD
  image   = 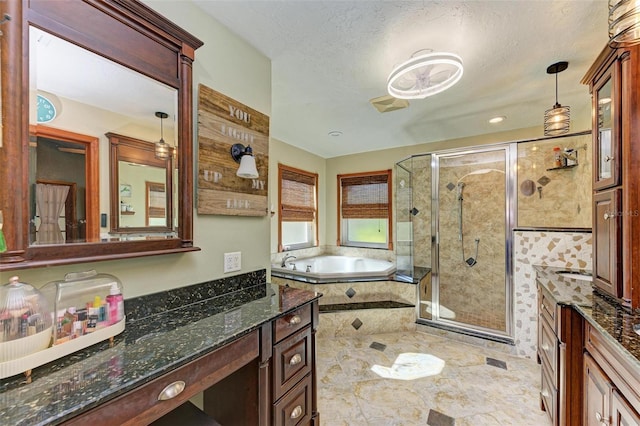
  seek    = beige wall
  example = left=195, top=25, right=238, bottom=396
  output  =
left=13, top=1, right=272, bottom=298
left=269, top=138, right=327, bottom=254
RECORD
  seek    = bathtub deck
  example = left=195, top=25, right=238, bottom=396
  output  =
left=270, top=276, right=417, bottom=338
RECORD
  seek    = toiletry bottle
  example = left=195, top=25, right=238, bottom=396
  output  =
left=553, top=146, right=562, bottom=167
left=106, top=283, right=124, bottom=325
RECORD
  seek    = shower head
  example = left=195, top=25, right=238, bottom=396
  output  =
left=456, top=182, right=465, bottom=201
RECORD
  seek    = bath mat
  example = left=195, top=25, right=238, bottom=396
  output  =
left=371, top=353, right=445, bottom=380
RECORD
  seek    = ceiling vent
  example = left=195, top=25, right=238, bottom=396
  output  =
left=369, top=95, right=409, bottom=113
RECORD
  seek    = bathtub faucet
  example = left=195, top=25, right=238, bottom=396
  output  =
left=281, top=255, right=297, bottom=267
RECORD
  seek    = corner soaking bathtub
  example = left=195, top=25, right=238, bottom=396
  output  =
left=271, top=255, right=396, bottom=282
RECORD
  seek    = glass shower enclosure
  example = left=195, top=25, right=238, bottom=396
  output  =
left=396, top=144, right=514, bottom=342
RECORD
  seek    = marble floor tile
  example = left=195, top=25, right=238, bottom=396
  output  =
left=316, top=331, right=551, bottom=426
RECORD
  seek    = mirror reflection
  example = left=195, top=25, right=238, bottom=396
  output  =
left=28, top=26, right=178, bottom=245
left=110, top=131, right=174, bottom=234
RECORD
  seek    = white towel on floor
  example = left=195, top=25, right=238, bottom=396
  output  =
left=371, top=353, right=445, bottom=380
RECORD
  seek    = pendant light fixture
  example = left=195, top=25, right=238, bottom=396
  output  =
left=608, top=0, right=640, bottom=47
left=544, top=61, right=571, bottom=137
left=230, top=143, right=259, bottom=179
left=154, top=111, right=169, bottom=160
left=387, top=49, right=463, bottom=100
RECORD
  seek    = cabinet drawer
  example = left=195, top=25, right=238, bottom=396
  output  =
left=540, top=360, right=557, bottom=426
left=274, top=373, right=312, bottom=426
left=539, top=287, right=558, bottom=332
left=274, top=325, right=312, bottom=400
left=539, top=315, right=558, bottom=387
left=274, top=304, right=312, bottom=343
left=63, top=331, right=259, bottom=426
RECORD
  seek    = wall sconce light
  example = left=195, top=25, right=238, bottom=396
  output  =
left=543, top=61, right=571, bottom=137
left=154, top=111, right=169, bottom=160
left=608, top=0, right=640, bottom=47
left=230, top=143, right=259, bottom=179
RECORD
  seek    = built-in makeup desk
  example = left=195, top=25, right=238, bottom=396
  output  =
left=0, top=279, right=321, bottom=425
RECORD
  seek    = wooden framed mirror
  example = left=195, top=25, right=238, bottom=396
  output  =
left=107, top=133, right=174, bottom=234
left=0, top=0, right=202, bottom=270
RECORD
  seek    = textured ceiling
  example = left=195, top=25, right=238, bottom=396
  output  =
left=194, top=1, right=608, bottom=158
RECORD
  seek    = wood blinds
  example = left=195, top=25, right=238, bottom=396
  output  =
left=280, top=166, right=317, bottom=222
left=340, top=171, right=391, bottom=219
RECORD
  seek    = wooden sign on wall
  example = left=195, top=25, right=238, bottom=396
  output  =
left=197, top=84, right=269, bottom=216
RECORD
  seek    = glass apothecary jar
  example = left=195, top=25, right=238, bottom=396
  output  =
left=41, top=270, right=124, bottom=345
left=0, top=276, right=53, bottom=362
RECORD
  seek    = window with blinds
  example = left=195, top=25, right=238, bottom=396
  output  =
left=278, top=164, right=318, bottom=251
left=338, top=170, right=393, bottom=250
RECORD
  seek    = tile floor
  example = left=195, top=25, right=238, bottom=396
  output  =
left=316, top=330, right=552, bottom=425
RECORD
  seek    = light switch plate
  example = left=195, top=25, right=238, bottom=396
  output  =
left=223, top=252, right=241, bottom=273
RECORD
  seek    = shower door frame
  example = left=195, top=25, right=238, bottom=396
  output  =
left=424, top=143, right=516, bottom=343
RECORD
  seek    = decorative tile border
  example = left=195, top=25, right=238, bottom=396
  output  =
left=513, top=231, right=592, bottom=358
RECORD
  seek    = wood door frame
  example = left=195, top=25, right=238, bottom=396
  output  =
left=30, top=125, right=100, bottom=242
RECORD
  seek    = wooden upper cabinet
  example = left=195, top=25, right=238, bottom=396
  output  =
left=583, top=44, right=640, bottom=308
left=591, top=59, right=621, bottom=191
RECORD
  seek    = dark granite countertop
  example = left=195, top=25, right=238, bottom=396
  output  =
left=534, top=265, right=640, bottom=375
left=0, top=283, right=321, bottom=426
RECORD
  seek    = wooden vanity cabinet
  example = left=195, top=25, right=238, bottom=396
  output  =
left=537, top=284, right=584, bottom=426
left=584, top=323, right=640, bottom=426
left=583, top=43, right=640, bottom=308
left=271, top=303, right=319, bottom=426
left=63, top=300, right=320, bottom=426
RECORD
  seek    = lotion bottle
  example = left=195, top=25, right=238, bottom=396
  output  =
left=106, top=283, right=124, bottom=325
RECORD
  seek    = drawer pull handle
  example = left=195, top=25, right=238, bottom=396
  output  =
left=158, top=381, right=185, bottom=400
left=289, top=353, right=302, bottom=366
left=289, top=315, right=302, bottom=325
left=604, top=212, right=611, bottom=220
left=605, top=155, right=614, bottom=162
left=290, top=405, right=303, bottom=419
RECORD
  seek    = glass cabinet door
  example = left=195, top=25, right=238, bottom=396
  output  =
left=593, top=65, right=620, bottom=190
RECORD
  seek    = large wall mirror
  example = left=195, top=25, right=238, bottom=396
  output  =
left=0, top=0, right=202, bottom=269
left=28, top=26, right=178, bottom=244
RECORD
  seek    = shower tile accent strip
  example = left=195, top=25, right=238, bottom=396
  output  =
left=513, top=231, right=592, bottom=358
left=427, top=409, right=456, bottom=426
left=486, top=357, right=508, bottom=370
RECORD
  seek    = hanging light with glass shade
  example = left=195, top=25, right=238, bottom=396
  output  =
left=608, top=0, right=640, bottom=47
left=154, top=111, right=169, bottom=160
left=544, top=61, right=571, bottom=137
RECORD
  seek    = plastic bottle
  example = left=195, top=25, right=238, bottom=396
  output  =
left=553, top=146, right=563, bottom=167
left=106, top=283, right=124, bottom=325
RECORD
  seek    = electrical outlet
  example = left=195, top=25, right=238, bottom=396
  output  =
left=223, top=252, right=241, bottom=273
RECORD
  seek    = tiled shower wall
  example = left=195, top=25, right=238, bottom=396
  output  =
left=517, top=133, right=592, bottom=229
left=513, top=230, right=592, bottom=358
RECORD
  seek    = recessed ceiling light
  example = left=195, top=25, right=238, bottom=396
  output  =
left=328, top=131, right=343, bottom=137
left=489, top=116, right=506, bottom=124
